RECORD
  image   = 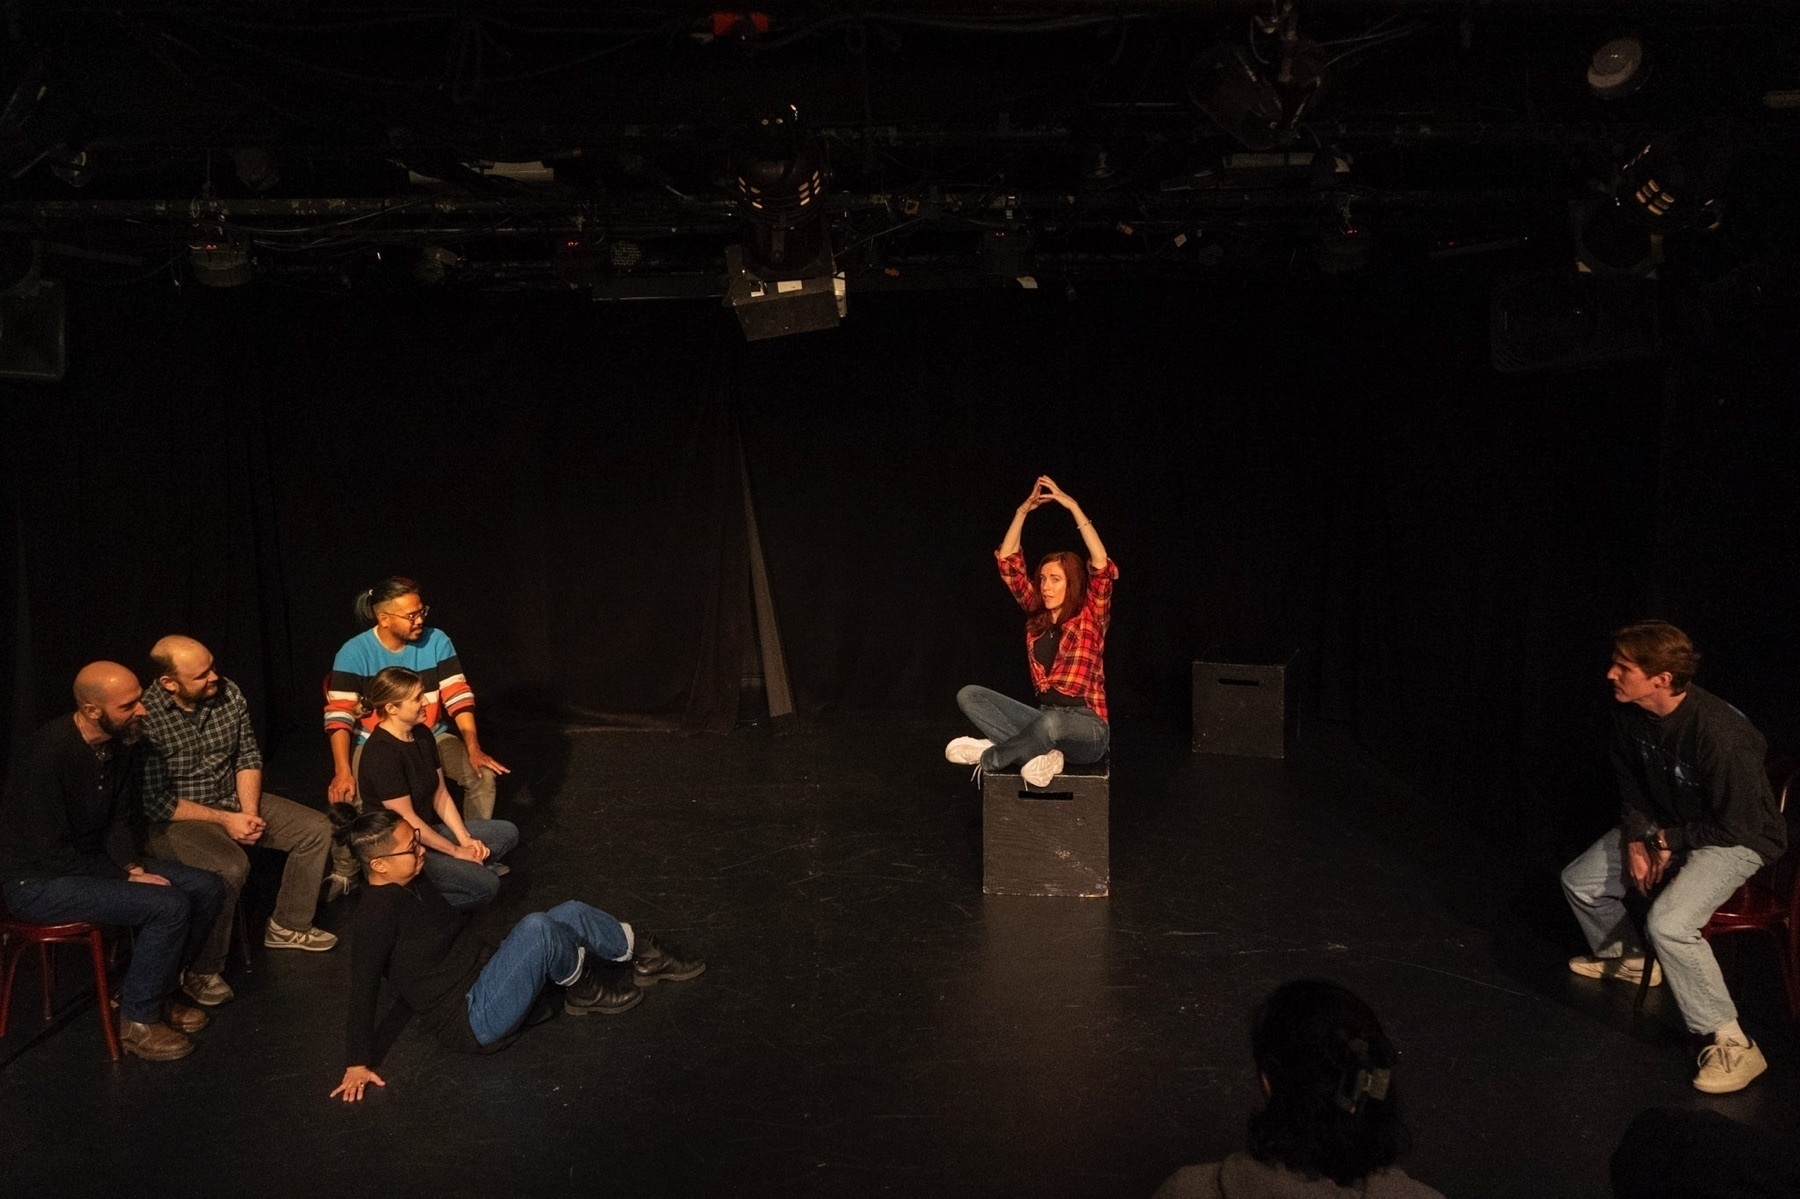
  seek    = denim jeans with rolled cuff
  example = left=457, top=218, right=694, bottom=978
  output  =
left=465, top=901, right=633, bottom=1045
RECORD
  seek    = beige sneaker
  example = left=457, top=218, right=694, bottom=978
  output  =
left=1020, top=749, right=1065, bottom=789
left=264, top=919, right=339, bottom=952
left=1693, top=1040, right=1767, bottom=1094
left=1568, top=954, right=1662, bottom=986
left=945, top=737, right=993, bottom=766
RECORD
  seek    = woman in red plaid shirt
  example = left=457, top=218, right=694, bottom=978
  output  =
left=947, top=476, right=1117, bottom=787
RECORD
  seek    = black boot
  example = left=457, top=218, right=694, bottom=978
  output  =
left=564, top=959, right=643, bottom=1016
left=632, top=934, right=706, bottom=988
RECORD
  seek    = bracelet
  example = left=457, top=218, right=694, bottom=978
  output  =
left=1076, top=519, right=1093, bottom=530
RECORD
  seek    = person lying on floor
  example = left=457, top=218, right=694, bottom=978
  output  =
left=327, top=807, right=703, bottom=1102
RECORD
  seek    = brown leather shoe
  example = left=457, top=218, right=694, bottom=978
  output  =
left=164, top=999, right=209, bottom=1034
left=119, top=1020, right=195, bottom=1061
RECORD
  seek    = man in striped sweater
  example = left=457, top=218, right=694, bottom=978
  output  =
left=324, top=578, right=509, bottom=882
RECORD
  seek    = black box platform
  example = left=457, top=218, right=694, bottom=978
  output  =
left=981, top=757, right=1110, bottom=897
left=1192, top=651, right=1299, bottom=758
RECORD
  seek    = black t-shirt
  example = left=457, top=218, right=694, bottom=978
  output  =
left=358, top=726, right=441, bottom=812
left=1032, top=626, right=1083, bottom=707
left=344, top=877, right=485, bottom=1064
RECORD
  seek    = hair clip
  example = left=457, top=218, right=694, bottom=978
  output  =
left=1334, top=1067, right=1392, bottom=1113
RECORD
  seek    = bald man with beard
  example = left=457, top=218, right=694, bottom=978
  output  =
left=0, top=663, right=225, bottom=1060
left=138, top=637, right=337, bottom=1010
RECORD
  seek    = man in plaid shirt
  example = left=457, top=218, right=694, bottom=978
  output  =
left=139, top=636, right=337, bottom=1007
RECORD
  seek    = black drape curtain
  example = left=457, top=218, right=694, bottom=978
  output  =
left=3, top=274, right=1795, bottom=872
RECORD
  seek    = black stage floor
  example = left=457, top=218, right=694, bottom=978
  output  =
left=2, top=719, right=1796, bottom=1198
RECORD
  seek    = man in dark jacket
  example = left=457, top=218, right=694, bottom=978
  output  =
left=1561, top=621, right=1786, bottom=1094
left=0, top=662, right=225, bottom=1060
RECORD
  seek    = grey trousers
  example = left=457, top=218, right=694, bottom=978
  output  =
left=330, top=732, right=499, bottom=877
left=145, top=792, right=331, bottom=975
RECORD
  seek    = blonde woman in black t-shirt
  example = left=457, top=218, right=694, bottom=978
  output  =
left=356, top=667, right=519, bottom=909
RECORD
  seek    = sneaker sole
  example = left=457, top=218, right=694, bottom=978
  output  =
left=564, top=990, right=645, bottom=1017
left=1694, top=1059, right=1767, bottom=1093
left=635, top=962, right=707, bottom=988
left=1568, top=961, right=1662, bottom=986
left=180, top=987, right=233, bottom=1007
left=263, top=937, right=338, bottom=952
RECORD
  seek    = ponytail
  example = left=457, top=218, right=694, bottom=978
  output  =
left=328, top=805, right=402, bottom=868
left=354, top=576, right=420, bottom=624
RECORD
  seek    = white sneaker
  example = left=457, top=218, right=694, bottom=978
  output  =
left=945, top=737, right=993, bottom=766
left=1020, top=749, right=1065, bottom=788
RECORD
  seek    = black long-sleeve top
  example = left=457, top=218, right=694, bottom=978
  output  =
left=0, top=715, right=143, bottom=880
left=344, top=877, right=486, bottom=1066
left=1613, top=685, right=1786, bottom=865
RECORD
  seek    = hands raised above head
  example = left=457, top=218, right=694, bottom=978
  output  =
left=1036, top=475, right=1077, bottom=511
left=1020, top=475, right=1077, bottom=514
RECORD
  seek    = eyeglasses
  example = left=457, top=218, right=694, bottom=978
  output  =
left=371, top=838, right=425, bottom=861
left=382, top=605, right=430, bottom=624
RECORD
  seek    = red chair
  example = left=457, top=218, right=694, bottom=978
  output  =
left=1699, top=760, right=1800, bottom=1018
left=0, top=913, right=121, bottom=1061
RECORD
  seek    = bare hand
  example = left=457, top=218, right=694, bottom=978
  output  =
left=1625, top=841, right=1672, bottom=895
left=467, top=748, right=510, bottom=777
left=1036, top=475, right=1077, bottom=510
left=1019, top=480, right=1053, bottom=513
left=222, top=811, right=266, bottom=844
left=454, top=840, right=491, bottom=864
left=330, top=1065, right=385, bottom=1102
left=328, top=771, right=357, bottom=805
left=127, top=868, right=171, bottom=887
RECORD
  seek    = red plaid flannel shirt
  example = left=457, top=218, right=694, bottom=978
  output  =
left=996, top=551, right=1118, bottom=723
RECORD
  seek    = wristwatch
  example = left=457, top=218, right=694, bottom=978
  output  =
left=1643, top=829, right=1666, bottom=852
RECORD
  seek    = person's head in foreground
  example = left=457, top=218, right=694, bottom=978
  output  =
left=329, top=806, right=414, bottom=884
left=1247, top=979, right=1407, bottom=1187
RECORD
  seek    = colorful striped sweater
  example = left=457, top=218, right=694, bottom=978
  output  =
left=324, top=627, right=475, bottom=744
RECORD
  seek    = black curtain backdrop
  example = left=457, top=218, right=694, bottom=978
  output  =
left=3, top=272, right=1795, bottom=873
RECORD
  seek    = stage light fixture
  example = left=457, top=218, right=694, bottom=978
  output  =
left=189, top=230, right=252, bottom=287
left=1587, top=37, right=1649, bottom=100
left=1189, top=44, right=1285, bottom=151
left=231, top=148, right=280, bottom=193
left=1575, top=139, right=1720, bottom=275
left=724, top=108, right=841, bottom=340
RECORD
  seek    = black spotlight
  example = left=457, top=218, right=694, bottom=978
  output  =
left=1576, top=138, right=1721, bottom=274
left=724, top=109, right=841, bottom=340
left=1189, top=45, right=1285, bottom=151
left=1588, top=37, right=1649, bottom=100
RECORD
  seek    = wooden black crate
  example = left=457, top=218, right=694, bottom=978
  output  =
left=981, top=759, right=1110, bottom=897
left=1192, top=654, right=1298, bottom=759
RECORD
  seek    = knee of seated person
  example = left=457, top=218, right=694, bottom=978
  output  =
left=1645, top=905, right=1698, bottom=948
left=215, top=854, right=251, bottom=890
left=513, top=911, right=553, bottom=940
left=1558, top=858, right=1583, bottom=896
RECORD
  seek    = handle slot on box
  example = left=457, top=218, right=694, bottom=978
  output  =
left=1217, top=677, right=1262, bottom=687
left=1017, top=790, right=1075, bottom=800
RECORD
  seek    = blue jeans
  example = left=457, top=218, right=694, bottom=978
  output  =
left=2, top=860, right=226, bottom=1024
left=956, top=685, right=1110, bottom=771
left=424, top=819, right=520, bottom=910
left=465, top=901, right=633, bottom=1046
left=1562, top=829, right=1765, bottom=1035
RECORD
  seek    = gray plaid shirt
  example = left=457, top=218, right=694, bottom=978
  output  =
left=138, top=677, right=264, bottom=823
